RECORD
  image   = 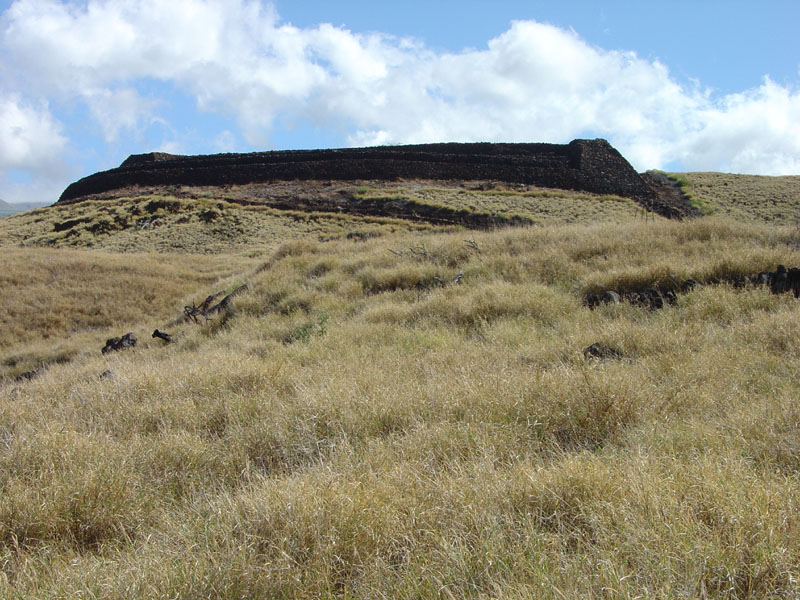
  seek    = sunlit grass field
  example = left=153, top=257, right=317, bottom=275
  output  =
left=2, top=176, right=800, bottom=597
left=0, top=195, right=433, bottom=253
left=0, top=247, right=258, bottom=379
left=675, top=172, right=800, bottom=223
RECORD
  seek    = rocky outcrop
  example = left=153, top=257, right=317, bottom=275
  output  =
left=639, top=171, right=700, bottom=220
left=585, top=286, right=681, bottom=311
left=102, top=332, right=137, bottom=354
left=57, top=139, right=657, bottom=206
left=586, top=266, right=800, bottom=311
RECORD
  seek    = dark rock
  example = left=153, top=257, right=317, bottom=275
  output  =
left=645, top=289, right=664, bottom=310
left=198, top=209, right=220, bottom=223
left=57, top=139, right=657, bottom=210
left=586, top=267, right=800, bottom=314
left=624, top=291, right=642, bottom=306
left=15, top=367, right=43, bottom=382
left=102, top=332, right=137, bottom=354
left=53, top=218, right=88, bottom=232
left=144, top=199, right=181, bottom=214
left=771, top=265, right=788, bottom=294
left=346, top=231, right=376, bottom=241
left=99, top=369, right=115, bottom=379
left=788, top=268, right=800, bottom=298
left=583, top=343, right=624, bottom=361
left=152, top=329, right=172, bottom=343
left=638, top=171, right=701, bottom=220
left=588, top=286, right=679, bottom=311
left=725, top=274, right=748, bottom=288
left=622, top=288, right=676, bottom=311
left=585, top=290, right=622, bottom=308
left=585, top=291, right=618, bottom=308
left=741, top=265, right=800, bottom=296
left=755, top=272, right=773, bottom=287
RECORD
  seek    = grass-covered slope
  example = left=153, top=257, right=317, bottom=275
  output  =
left=0, top=194, right=427, bottom=254
left=0, top=248, right=257, bottom=379
left=674, top=172, right=800, bottom=223
left=3, top=216, right=800, bottom=597
left=0, top=180, right=650, bottom=378
left=0, top=181, right=649, bottom=254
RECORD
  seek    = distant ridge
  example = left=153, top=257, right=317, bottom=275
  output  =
left=57, top=139, right=656, bottom=205
left=0, top=198, right=49, bottom=217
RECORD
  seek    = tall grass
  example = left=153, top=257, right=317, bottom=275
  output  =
left=679, top=172, right=800, bottom=223
left=2, top=217, right=800, bottom=597
left=0, top=248, right=258, bottom=379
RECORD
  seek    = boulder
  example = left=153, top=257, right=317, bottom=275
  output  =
left=585, top=290, right=620, bottom=308
left=788, top=268, right=800, bottom=298
left=152, top=329, right=172, bottom=343
left=583, top=343, right=624, bottom=361
left=102, top=332, right=137, bottom=354
left=770, top=265, right=788, bottom=294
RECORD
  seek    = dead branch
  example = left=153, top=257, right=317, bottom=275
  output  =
left=464, top=238, right=480, bottom=253
left=184, top=303, right=210, bottom=324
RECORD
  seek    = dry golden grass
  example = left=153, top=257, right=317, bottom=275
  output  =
left=3, top=215, right=800, bottom=597
left=0, top=179, right=663, bottom=258
left=358, top=183, right=650, bottom=225
left=0, top=195, right=432, bottom=254
left=0, top=247, right=258, bottom=379
left=677, top=172, right=800, bottom=223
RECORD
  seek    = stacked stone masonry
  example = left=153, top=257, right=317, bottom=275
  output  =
left=58, top=139, right=656, bottom=205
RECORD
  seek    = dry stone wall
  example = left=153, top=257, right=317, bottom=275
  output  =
left=57, top=139, right=656, bottom=205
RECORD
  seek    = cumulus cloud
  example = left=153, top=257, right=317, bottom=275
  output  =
left=0, top=93, right=71, bottom=203
left=0, top=92, right=66, bottom=171
left=677, top=78, right=800, bottom=174
left=83, top=87, right=163, bottom=143
left=1, top=0, right=798, bottom=202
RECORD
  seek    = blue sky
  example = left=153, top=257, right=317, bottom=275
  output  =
left=1, top=0, right=798, bottom=204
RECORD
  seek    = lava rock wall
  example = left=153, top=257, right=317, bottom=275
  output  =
left=57, top=139, right=655, bottom=204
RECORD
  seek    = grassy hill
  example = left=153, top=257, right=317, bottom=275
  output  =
left=0, top=180, right=650, bottom=253
left=668, top=172, right=800, bottom=223
left=2, top=174, right=800, bottom=597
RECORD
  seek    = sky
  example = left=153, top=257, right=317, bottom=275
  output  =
left=0, top=1, right=798, bottom=204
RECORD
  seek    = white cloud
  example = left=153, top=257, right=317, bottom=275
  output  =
left=83, top=87, right=161, bottom=143
left=0, top=92, right=73, bottom=203
left=1, top=0, right=798, bottom=179
left=213, top=129, right=238, bottom=152
left=677, top=78, right=800, bottom=174
left=0, top=92, right=66, bottom=171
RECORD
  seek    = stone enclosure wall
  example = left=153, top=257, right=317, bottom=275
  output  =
left=57, top=139, right=656, bottom=204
